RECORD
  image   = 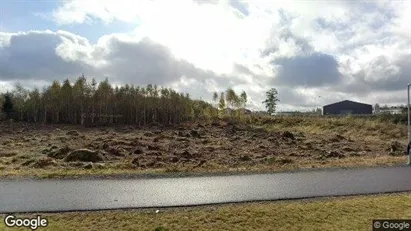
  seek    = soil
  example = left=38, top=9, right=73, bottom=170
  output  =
left=0, top=121, right=407, bottom=176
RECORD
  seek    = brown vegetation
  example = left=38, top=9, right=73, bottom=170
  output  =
left=0, top=114, right=408, bottom=178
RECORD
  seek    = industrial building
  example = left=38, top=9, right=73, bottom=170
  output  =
left=323, top=100, right=372, bottom=115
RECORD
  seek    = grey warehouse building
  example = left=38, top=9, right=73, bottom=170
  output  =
left=323, top=100, right=373, bottom=115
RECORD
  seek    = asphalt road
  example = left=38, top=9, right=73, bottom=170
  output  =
left=1, top=165, right=411, bottom=213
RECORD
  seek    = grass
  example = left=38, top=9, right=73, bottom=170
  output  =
left=1, top=193, right=411, bottom=230
left=258, top=115, right=407, bottom=140
left=0, top=155, right=405, bottom=179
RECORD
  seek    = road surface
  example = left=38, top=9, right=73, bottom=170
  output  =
left=1, top=165, right=411, bottom=213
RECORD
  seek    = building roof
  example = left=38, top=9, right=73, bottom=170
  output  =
left=323, top=100, right=372, bottom=108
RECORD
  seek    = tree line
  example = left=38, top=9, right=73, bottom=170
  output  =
left=0, top=75, right=280, bottom=126
left=0, top=75, right=210, bottom=126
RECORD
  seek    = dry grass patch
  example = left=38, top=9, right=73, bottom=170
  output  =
left=1, top=193, right=411, bottom=231
left=0, top=116, right=409, bottom=179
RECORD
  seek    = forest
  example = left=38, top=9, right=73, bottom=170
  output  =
left=0, top=75, right=252, bottom=126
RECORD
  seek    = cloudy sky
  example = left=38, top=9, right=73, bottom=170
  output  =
left=0, top=0, right=410, bottom=111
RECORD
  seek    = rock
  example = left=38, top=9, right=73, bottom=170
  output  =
left=64, top=149, right=104, bottom=162
left=47, top=146, right=72, bottom=159
left=84, top=163, right=93, bottom=169
left=281, top=131, right=295, bottom=140
left=66, top=130, right=80, bottom=136
left=153, top=137, right=160, bottom=142
left=239, top=155, right=252, bottom=161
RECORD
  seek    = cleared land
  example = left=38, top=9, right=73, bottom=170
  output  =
left=1, top=193, right=411, bottom=231
left=0, top=115, right=408, bottom=178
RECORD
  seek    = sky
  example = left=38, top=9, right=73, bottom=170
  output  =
left=0, top=0, right=410, bottom=111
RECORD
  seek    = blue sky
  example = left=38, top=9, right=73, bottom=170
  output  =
left=1, top=0, right=135, bottom=43
left=0, top=0, right=410, bottom=111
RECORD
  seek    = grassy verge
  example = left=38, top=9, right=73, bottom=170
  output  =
left=0, top=155, right=405, bottom=179
left=1, top=193, right=411, bottom=231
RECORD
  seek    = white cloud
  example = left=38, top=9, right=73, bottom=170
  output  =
left=0, top=0, right=410, bottom=111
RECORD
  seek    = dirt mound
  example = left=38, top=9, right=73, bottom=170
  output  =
left=326, top=151, right=345, bottom=158
left=330, top=134, right=345, bottom=142
left=0, top=150, right=17, bottom=157
left=281, top=131, right=295, bottom=140
left=276, top=158, right=294, bottom=165
left=133, top=147, right=144, bottom=154
left=190, top=130, right=201, bottom=138
left=144, top=132, right=155, bottom=137
left=177, top=150, right=194, bottom=159
left=84, top=163, right=93, bottom=169
left=47, top=146, right=72, bottom=159
left=106, top=146, right=127, bottom=157
left=66, top=130, right=80, bottom=136
left=342, top=146, right=355, bottom=152
left=389, top=141, right=405, bottom=156
left=239, top=155, right=252, bottom=161
left=168, top=156, right=179, bottom=163
left=31, top=157, right=57, bottom=168
left=147, top=144, right=160, bottom=151
left=64, top=149, right=104, bottom=162
left=132, top=158, right=163, bottom=168
left=131, top=157, right=140, bottom=166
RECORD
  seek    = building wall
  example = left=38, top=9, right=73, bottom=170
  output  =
left=378, top=108, right=405, bottom=115
left=323, top=101, right=372, bottom=115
